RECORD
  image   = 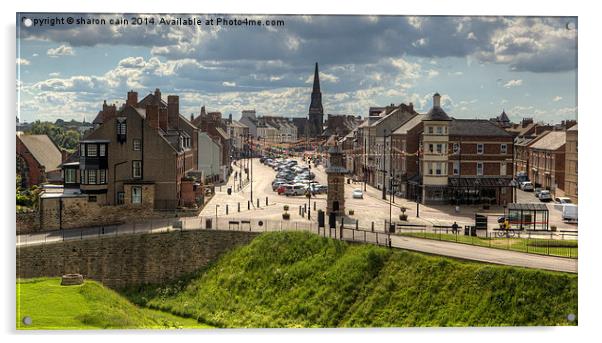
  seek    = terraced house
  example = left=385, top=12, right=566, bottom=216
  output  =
left=62, top=89, right=200, bottom=210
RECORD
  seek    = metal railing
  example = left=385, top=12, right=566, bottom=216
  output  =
left=16, top=216, right=577, bottom=260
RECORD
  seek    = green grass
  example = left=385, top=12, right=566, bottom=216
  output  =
left=123, top=231, right=578, bottom=328
left=16, top=278, right=213, bottom=330
left=399, top=232, right=578, bottom=258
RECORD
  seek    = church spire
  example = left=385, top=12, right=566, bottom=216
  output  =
left=312, top=62, right=320, bottom=92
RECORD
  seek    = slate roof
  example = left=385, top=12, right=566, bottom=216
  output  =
left=449, top=119, right=513, bottom=137
left=529, top=131, right=566, bottom=151
left=424, top=106, right=451, bottom=121
left=18, top=134, right=63, bottom=172
left=393, top=114, right=426, bottom=135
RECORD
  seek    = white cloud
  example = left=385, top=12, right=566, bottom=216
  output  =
left=47, top=45, right=74, bottom=57
left=427, top=69, right=439, bottom=78
left=222, top=81, right=236, bottom=87
left=16, top=58, right=30, bottom=65
left=503, top=79, right=523, bottom=88
left=553, top=96, right=563, bottom=102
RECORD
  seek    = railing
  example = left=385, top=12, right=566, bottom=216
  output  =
left=16, top=216, right=577, bottom=259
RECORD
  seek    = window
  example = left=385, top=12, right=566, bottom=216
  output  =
left=477, top=162, right=484, bottom=176
left=87, top=144, right=97, bottom=157
left=117, top=192, right=125, bottom=205
left=87, top=169, right=97, bottom=184
left=436, top=126, right=443, bottom=134
left=99, top=144, right=106, bottom=157
left=428, top=162, right=433, bottom=175
left=436, top=144, right=443, bottom=154
left=500, top=144, right=507, bottom=154
left=133, top=139, right=141, bottom=151
left=453, top=143, right=460, bottom=154
left=64, top=169, right=76, bottom=183
left=131, top=186, right=142, bottom=204
left=132, top=161, right=142, bottom=179
left=453, top=161, right=460, bottom=175
left=429, top=144, right=434, bottom=153
left=428, top=126, right=433, bottom=134
left=88, top=196, right=97, bottom=203
left=99, top=169, right=107, bottom=184
left=477, top=143, right=484, bottom=154
left=80, top=143, right=85, bottom=157
left=435, top=162, right=442, bottom=175
left=500, top=163, right=507, bottom=176
left=117, top=120, right=127, bottom=135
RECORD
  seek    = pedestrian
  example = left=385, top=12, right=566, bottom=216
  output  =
left=451, top=221, right=459, bottom=234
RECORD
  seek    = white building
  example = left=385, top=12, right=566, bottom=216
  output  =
left=198, top=131, right=224, bottom=182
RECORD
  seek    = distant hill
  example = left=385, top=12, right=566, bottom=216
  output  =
left=125, top=232, right=578, bottom=328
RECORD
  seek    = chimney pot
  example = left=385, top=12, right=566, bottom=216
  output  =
left=433, top=93, right=441, bottom=107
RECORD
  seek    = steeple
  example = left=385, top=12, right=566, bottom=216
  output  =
left=312, top=62, right=320, bottom=92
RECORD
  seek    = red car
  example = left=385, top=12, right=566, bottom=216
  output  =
left=277, top=185, right=287, bottom=195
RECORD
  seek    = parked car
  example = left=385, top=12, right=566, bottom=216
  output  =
left=272, top=181, right=287, bottom=191
left=538, top=190, right=552, bottom=202
left=534, top=187, right=542, bottom=197
left=554, top=197, right=573, bottom=204
left=352, top=189, right=364, bottom=199
left=520, top=181, right=534, bottom=191
left=562, top=204, right=578, bottom=222
left=285, top=184, right=306, bottom=196
left=277, top=184, right=290, bottom=195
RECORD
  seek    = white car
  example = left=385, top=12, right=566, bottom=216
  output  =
left=284, top=184, right=306, bottom=196
left=538, top=190, right=552, bottom=202
left=352, top=189, right=364, bottom=199
left=520, top=181, right=534, bottom=191
left=555, top=197, right=573, bottom=204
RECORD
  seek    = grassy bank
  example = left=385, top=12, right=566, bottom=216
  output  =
left=125, top=231, right=578, bottom=328
left=16, top=278, right=212, bottom=330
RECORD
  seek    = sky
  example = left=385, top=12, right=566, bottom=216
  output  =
left=16, top=14, right=577, bottom=124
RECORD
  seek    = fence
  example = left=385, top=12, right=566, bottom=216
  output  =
left=391, top=224, right=578, bottom=259
left=16, top=215, right=577, bottom=259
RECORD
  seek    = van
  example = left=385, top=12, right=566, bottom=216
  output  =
left=562, top=204, right=578, bottom=222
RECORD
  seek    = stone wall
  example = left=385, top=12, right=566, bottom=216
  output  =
left=16, top=229, right=259, bottom=288
left=16, top=211, right=39, bottom=234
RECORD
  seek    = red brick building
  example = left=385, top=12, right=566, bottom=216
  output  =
left=528, top=131, right=566, bottom=194
left=16, top=134, right=63, bottom=187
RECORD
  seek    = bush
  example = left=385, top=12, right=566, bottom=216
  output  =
left=283, top=205, right=289, bottom=211
left=282, top=212, right=290, bottom=220
left=348, top=209, right=354, bottom=215
left=16, top=193, right=32, bottom=207
left=399, top=214, right=408, bottom=221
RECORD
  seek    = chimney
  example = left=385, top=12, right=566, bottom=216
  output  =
left=167, top=95, right=179, bottom=129
left=159, top=107, right=168, bottom=131
left=433, top=93, right=441, bottom=107
left=154, top=88, right=161, bottom=101
left=190, top=113, right=194, bottom=121
left=102, top=100, right=117, bottom=122
left=126, top=90, right=138, bottom=106
left=228, top=113, right=232, bottom=122
left=146, top=104, right=159, bottom=129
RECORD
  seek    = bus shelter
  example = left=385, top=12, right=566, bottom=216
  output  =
left=506, top=203, right=549, bottom=231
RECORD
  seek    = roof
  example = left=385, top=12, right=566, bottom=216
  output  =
left=568, top=123, right=578, bottom=131
left=393, top=114, right=425, bottom=135
left=498, top=110, right=510, bottom=122
left=507, top=203, right=549, bottom=211
left=18, top=134, right=63, bottom=171
left=529, top=131, right=566, bottom=151
left=449, top=119, right=513, bottom=137
left=424, top=106, right=451, bottom=121
left=215, top=127, right=230, bottom=140
left=229, top=120, right=248, bottom=128
left=449, top=177, right=513, bottom=188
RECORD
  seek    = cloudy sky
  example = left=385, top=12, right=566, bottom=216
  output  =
left=16, top=14, right=577, bottom=124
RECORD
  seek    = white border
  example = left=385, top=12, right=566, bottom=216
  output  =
left=2, top=1, right=599, bottom=343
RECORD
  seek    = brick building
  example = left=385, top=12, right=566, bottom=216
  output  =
left=564, top=124, right=578, bottom=203
left=528, top=131, right=566, bottom=195
left=16, top=134, right=64, bottom=187
left=60, top=89, right=200, bottom=210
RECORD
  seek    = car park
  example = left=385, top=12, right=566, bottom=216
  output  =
left=352, top=189, right=364, bottom=199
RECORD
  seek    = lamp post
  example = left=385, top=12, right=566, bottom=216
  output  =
left=381, top=129, right=387, bottom=200
left=250, top=135, right=254, bottom=203
left=306, top=192, right=311, bottom=220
